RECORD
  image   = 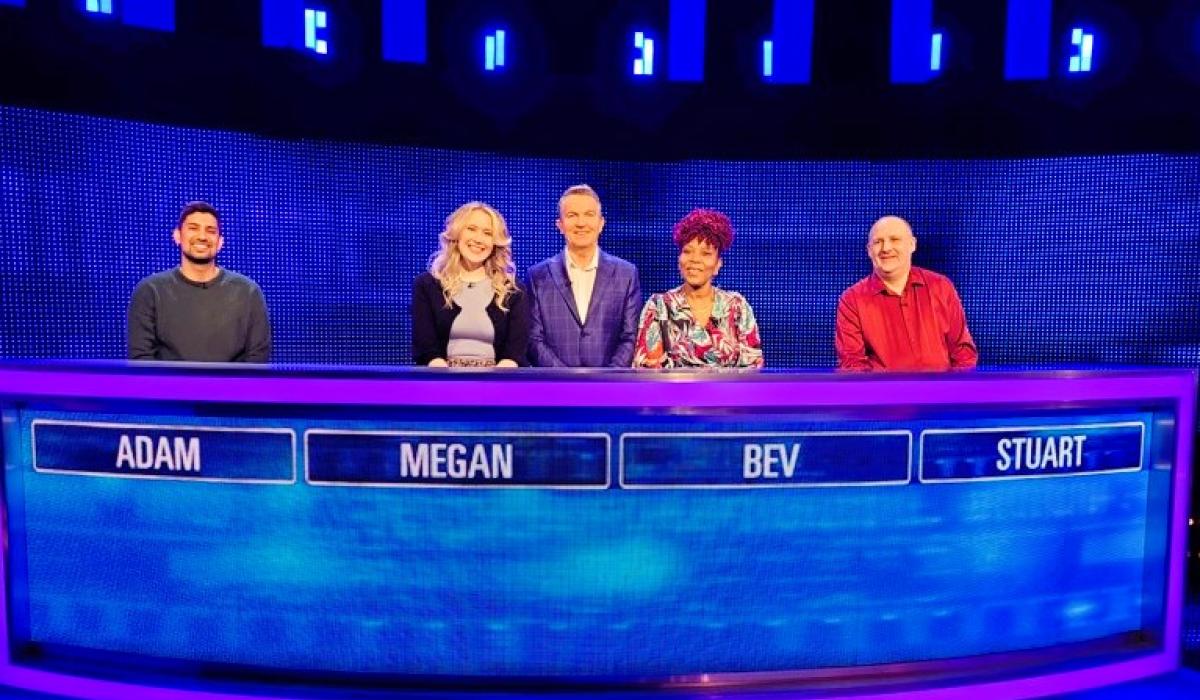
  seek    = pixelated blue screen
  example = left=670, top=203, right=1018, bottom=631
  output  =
left=1, top=399, right=1176, bottom=679
left=1, top=105, right=1198, bottom=368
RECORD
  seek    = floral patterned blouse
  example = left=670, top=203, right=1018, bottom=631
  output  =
left=633, top=286, right=764, bottom=368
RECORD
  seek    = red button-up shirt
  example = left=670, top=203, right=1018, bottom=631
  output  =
left=835, top=266, right=977, bottom=371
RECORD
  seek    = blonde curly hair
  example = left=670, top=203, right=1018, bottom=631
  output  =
left=428, top=202, right=518, bottom=312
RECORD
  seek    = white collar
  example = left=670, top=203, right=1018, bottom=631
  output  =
left=564, top=248, right=600, bottom=272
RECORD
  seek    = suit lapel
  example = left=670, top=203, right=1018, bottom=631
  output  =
left=550, top=251, right=582, bottom=326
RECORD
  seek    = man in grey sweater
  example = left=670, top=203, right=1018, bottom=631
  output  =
left=128, top=201, right=271, bottom=362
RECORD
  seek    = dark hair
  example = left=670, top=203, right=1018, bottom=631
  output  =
left=672, top=208, right=734, bottom=253
left=177, top=201, right=221, bottom=230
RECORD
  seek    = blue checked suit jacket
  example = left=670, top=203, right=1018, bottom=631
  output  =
left=527, top=250, right=642, bottom=367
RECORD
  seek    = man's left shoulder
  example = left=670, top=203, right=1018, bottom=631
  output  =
left=599, top=251, right=638, bottom=276
left=221, top=269, right=265, bottom=294
left=913, top=266, right=957, bottom=288
left=527, top=255, right=557, bottom=280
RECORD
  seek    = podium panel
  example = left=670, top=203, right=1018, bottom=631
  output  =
left=0, top=364, right=1193, bottom=698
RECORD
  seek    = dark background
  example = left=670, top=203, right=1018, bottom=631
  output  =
left=1, top=1, right=1199, bottom=158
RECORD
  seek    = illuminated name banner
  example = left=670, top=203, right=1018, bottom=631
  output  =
left=305, top=431, right=610, bottom=488
left=919, top=422, right=1145, bottom=483
left=31, top=420, right=295, bottom=483
left=620, top=431, right=912, bottom=488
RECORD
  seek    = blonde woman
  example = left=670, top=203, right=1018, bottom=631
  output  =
left=411, top=202, right=529, bottom=367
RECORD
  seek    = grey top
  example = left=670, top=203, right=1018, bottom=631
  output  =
left=128, top=268, right=271, bottom=362
left=447, top=280, right=496, bottom=361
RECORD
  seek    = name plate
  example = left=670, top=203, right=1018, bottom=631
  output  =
left=919, top=422, right=1145, bottom=483
left=31, top=420, right=296, bottom=483
left=620, top=431, right=912, bottom=488
left=304, top=431, right=610, bottom=488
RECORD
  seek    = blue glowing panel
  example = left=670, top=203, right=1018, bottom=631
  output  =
left=891, top=0, right=934, bottom=84
left=0, top=0, right=26, bottom=7
left=766, top=0, right=813, bottom=84
left=304, top=8, right=329, bottom=55
left=382, top=0, right=426, bottom=64
left=262, top=0, right=304, bottom=50
left=633, top=31, right=655, bottom=76
left=1068, top=27, right=1095, bottom=73
left=83, top=0, right=175, bottom=29
left=31, top=420, right=296, bottom=482
left=261, top=1, right=329, bottom=56
left=667, top=0, right=705, bottom=82
left=484, top=29, right=506, bottom=71
left=1005, top=0, right=1052, bottom=80
left=930, top=32, right=943, bottom=72
left=122, top=0, right=174, bottom=31
left=1, top=106, right=1199, bottom=368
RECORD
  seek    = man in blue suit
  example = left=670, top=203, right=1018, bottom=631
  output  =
left=527, top=185, right=642, bottom=367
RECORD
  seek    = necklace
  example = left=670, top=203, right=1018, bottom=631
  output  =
left=461, top=269, right=488, bottom=285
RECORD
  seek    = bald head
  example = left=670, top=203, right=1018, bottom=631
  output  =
left=866, top=215, right=917, bottom=284
left=868, top=215, right=913, bottom=240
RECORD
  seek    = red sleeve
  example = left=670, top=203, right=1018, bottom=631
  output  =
left=941, top=281, right=978, bottom=369
left=835, top=290, right=872, bottom=371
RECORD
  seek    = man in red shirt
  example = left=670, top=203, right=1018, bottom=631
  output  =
left=835, top=216, right=977, bottom=371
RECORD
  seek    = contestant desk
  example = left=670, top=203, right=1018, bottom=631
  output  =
left=0, top=363, right=1194, bottom=699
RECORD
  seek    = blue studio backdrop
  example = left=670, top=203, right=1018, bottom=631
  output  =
left=0, top=105, right=1195, bottom=682
left=1, top=105, right=1199, bottom=368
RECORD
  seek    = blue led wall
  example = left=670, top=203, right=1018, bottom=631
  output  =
left=1, top=105, right=1198, bottom=368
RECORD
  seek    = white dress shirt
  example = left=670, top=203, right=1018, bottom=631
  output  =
left=565, top=247, right=600, bottom=326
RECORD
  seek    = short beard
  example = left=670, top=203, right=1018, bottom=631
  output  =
left=183, top=253, right=217, bottom=266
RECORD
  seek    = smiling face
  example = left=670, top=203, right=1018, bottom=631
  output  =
left=867, top=216, right=916, bottom=282
left=556, top=192, right=605, bottom=255
left=456, top=208, right=497, bottom=270
left=173, top=212, right=223, bottom=265
left=678, top=237, right=722, bottom=289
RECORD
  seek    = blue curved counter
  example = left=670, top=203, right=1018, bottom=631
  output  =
left=0, top=363, right=1193, bottom=699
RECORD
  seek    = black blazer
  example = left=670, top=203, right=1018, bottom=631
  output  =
left=411, top=271, right=530, bottom=366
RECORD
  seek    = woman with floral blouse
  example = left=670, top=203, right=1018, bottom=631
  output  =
left=632, top=209, right=764, bottom=368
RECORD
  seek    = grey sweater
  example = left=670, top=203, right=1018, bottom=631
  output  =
left=127, top=268, right=271, bottom=362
